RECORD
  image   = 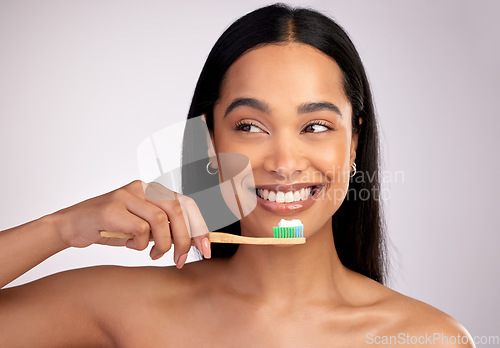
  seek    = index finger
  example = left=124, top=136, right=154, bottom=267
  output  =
left=143, top=182, right=210, bottom=259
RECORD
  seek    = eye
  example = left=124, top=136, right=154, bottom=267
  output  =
left=233, top=120, right=264, bottom=133
left=302, top=120, right=334, bottom=133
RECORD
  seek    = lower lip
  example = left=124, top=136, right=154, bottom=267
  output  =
left=256, top=187, right=323, bottom=216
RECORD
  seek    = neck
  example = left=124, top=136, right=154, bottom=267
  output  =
left=223, top=219, right=349, bottom=307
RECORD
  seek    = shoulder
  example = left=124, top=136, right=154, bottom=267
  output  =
left=6, top=263, right=205, bottom=321
left=1, top=264, right=202, bottom=346
left=60, top=264, right=199, bottom=304
left=0, top=265, right=166, bottom=346
left=4, top=264, right=185, bottom=310
left=371, top=287, right=474, bottom=347
left=345, top=270, right=474, bottom=347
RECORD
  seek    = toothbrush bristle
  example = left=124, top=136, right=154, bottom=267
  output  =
left=273, top=226, right=303, bottom=238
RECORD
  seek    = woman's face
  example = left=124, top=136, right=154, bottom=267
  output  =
left=212, top=43, right=360, bottom=238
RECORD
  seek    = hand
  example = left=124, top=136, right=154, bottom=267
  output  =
left=52, top=180, right=211, bottom=268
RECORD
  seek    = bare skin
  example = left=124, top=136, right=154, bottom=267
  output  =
left=0, top=43, right=473, bottom=347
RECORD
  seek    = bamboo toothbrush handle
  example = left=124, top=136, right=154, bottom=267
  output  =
left=100, top=231, right=138, bottom=239
left=99, top=231, right=305, bottom=245
left=208, top=232, right=305, bottom=245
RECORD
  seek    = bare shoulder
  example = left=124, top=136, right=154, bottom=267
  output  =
left=351, top=272, right=474, bottom=347
left=0, top=264, right=195, bottom=347
left=5, top=264, right=183, bottom=297
left=1, top=264, right=186, bottom=318
left=391, top=295, right=473, bottom=346
left=48, top=263, right=201, bottom=310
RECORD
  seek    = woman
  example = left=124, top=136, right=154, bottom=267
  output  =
left=0, top=4, right=473, bottom=347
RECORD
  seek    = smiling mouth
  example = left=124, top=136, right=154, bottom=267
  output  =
left=255, top=185, right=324, bottom=203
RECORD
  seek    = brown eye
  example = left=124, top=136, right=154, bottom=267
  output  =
left=303, top=122, right=332, bottom=133
left=234, top=121, right=263, bottom=133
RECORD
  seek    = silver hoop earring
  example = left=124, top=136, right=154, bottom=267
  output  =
left=350, top=162, right=357, bottom=177
left=206, top=161, right=218, bottom=175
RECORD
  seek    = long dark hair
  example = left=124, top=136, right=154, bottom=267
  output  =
left=182, top=3, right=388, bottom=284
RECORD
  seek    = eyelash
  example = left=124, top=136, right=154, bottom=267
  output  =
left=233, top=120, right=335, bottom=133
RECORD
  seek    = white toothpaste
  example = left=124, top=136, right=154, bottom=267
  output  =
left=278, top=219, right=303, bottom=228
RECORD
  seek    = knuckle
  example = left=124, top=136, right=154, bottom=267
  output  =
left=129, top=179, right=144, bottom=189
left=134, top=179, right=146, bottom=193
left=171, top=200, right=184, bottom=216
left=179, top=195, right=201, bottom=214
left=136, top=220, right=150, bottom=235
left=181, top=195, right=196, bottom=208
left=132, top=179, right=144, bottom=186
left=152, top=210, right=168, bottom=225
left=126, top=180, right=145, bottom=197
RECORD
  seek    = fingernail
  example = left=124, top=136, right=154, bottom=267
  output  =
left=176, top=253, right=188, bottom=269
left=202, top=237, right=211, bottom=259
left=200, top=238, right=207, bottom=256
left=150, top=247, right=158, bottom=259
left=151, top=250, right=164, bottom=260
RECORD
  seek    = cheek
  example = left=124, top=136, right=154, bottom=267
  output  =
left=310, top=136, right=351, bottom=175
left=309, top=139, right=352, bottom=204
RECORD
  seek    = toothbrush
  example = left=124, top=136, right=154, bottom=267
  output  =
left=100, top=219, right=305, bottom=245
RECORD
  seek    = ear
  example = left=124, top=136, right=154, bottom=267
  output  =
left=350, top=117, right=363, bottom=164
left=201, top=114, right=218, bottom=170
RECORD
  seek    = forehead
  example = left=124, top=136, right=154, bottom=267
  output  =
left=219, top=43, right=348, bottom=106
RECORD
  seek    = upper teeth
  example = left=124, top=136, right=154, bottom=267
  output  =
left=257, top=187, right=313, bottom=203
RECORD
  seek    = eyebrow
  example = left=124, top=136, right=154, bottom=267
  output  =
left=224, top=97, right=343, bottom=119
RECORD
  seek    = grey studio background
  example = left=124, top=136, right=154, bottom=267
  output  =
left=1, top=0, right=498, bottom=343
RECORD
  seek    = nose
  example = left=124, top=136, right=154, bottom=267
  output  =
left=263, top=135, right=309, bottom=180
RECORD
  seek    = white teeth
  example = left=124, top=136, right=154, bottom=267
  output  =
left=301, top=187, right=311, bottom=201
left=276, top=191, right=285, bottom=203
left=268, top=190, right=276, bottom=202
left=263, top=189, right=269, bottom=200
left=293, top=191, right=301, bottom=201
left=257, top=186, right=318, bottom=203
